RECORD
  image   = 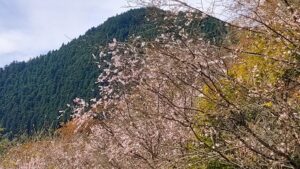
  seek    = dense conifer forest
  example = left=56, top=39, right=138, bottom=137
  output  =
left=0, top=8, right=152, bottom=136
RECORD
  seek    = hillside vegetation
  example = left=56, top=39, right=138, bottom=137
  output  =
left=1, top=0, right=298, bottom=168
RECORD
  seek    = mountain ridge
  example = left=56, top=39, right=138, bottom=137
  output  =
left=0, top=7, right=227, bottom=137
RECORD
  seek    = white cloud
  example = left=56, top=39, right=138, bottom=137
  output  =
left=0, top=0, right=128, bottom=67
left=0, top=31, right=24, bottom=55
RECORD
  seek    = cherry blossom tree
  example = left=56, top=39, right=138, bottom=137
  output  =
left=86, top=0, right=300, bottom=168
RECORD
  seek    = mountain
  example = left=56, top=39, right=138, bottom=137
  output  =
left=0, top=8, right=227, bottom=137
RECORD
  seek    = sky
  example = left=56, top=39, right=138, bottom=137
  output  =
left=0, top=0, right=230, bottom=67
left=0, top=0, right=128, bottom=67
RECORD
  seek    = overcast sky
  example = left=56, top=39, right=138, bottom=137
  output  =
left=0, top=0, right=229, bottom=67
left=0, top=0, right=129, bottom=67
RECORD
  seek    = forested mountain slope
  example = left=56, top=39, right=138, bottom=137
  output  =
left=0, top=8, right=227, bottom=137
